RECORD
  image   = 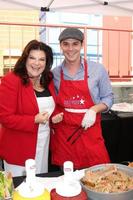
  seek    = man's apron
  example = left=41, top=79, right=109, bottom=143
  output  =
left=51, top=60, right=110, bottom=169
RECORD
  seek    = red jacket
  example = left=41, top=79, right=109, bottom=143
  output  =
left=0, top=72, right=55, bottom=166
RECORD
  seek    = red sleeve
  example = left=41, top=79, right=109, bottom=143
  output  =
left=0, top=73, right=38, bottom=132
left=48, top=79, right=57, bottom=101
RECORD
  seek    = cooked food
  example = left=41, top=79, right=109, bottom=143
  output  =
left=128, top=162, right=133, bottom=167
left=0, top=171, right=14, bottom=199
left=81, top=165, right=133, bottom=193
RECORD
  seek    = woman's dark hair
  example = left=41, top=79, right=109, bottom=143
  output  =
left=14, top=40, right=53, bottom=88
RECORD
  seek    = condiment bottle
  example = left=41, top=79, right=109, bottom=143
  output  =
left=50, top=161, right=87, bottom=200
left=13, top=159, right=50, bottom=200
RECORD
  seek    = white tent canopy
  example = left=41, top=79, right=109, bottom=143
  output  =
left=0, top=0, right=133, bottom=16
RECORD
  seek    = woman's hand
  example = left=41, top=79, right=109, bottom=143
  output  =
left=52, top=112, right=64, bottom=124
left=35, top=112, right=49, bottom=124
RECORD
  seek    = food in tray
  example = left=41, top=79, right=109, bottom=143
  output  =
left=128, top=162, right=133, bottom=167
left=0, top=170, right=14, bottom=199
left=81, top=165, right=133, bottom=193
left=111, top=102, right=133, bottom=112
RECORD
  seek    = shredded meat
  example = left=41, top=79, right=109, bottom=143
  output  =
left=81, top=165, right=133, bottom=193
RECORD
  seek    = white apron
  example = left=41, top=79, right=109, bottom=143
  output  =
left=35, top=95, right=55, bottom=174
left=4, top=96, right=55, bottom=177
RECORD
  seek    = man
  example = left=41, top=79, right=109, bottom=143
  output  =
left=51, top=27, right=114, bottom=169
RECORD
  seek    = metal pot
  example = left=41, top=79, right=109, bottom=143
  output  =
left=80, top=163, right=133, bottom=200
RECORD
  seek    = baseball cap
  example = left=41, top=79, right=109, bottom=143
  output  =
left=59, top=28, right=84, bottom=42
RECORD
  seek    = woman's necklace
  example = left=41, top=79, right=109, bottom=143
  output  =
left=32, top=78, right=44, bottom=92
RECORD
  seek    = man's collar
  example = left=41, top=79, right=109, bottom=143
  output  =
left=62, top=57, right=84, bottom=69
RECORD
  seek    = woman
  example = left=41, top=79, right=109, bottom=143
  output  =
left=0, top=40, right=60, bottom=177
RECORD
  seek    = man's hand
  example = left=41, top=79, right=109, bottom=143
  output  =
left=52, top=112, right=64, bottom=124
left=81, top=109, right=96, bottom=130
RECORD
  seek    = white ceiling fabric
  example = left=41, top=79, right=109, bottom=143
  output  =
left=0, top=0, right=133, bottom=15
